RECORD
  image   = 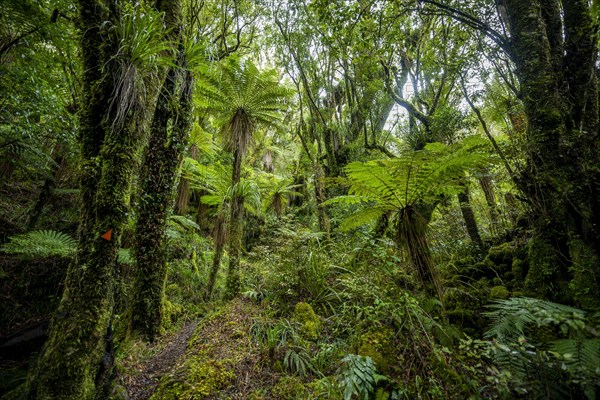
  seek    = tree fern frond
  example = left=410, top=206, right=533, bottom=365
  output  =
left=340, top=207, right=387, bottom=231
left=170, top=215, right=201, bottom=232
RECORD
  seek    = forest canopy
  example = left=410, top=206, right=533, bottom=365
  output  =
left=1, top=0, right=599, bottom=399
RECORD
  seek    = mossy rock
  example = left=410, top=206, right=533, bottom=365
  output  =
left=489, top=285, right=510, bottom=300
left=294, top=302, right=321, bottom=340
left=487, top=242, right=514, bottom=265
left=357, top=328, right=394, bottom=372
left=271, top=376, right=309, bottom=400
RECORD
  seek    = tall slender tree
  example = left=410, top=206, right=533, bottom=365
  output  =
left=196, top=58, right=290, bottom=298
left=131, top=0, right=194, bottom=341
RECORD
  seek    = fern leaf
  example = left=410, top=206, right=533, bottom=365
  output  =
left=1, top=230, right=77, bottom=258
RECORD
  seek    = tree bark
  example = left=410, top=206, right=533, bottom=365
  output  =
left=225, top=148, right=244, bottom=299
left=25, top=0, right=144, bottom=396
left=457, top=184, right=483, bottom=248
left=502, top=0, right=600, bottom=304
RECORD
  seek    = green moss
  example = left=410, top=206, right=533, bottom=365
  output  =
left=294, top=302, right=321, bottom=340
left=271, top=376, right=309, bottom=400
left=525, top=236, right=562, bottom=299
left=357, top=328, right=394, bottom=372
left=511, top=258, right=526, bottom=280
left=568, top=238, right=600, bottom=310
left=487, top=242, right=514, bottom=268
left=151, top=355, right=235, bottom=399
left=490, top=285, right=510, bottom=300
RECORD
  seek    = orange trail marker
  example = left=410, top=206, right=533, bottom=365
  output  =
left=101, top=229, right=113, bottom=241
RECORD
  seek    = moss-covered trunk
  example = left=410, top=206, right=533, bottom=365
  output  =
left=225, top=148, right=244, bottom=299
left=457, top=184, right=483, bottom=248
left=503, top=0, right=600, bottom=305
left=132, top=66, right=193, bottom=340
left=25, top=0, right=144, bottom=397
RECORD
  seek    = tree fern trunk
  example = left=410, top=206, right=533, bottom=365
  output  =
left=226, top=148, right=244, bottom=299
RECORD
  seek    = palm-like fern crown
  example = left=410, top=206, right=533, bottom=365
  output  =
left=183, top=159, right=262, bottom=215
left=195, top=58, right=292, bottom=156
left=327, top=136, right=490, bottom=230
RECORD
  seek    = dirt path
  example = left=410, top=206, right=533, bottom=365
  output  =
left=119, top=320, right=199, bottom=400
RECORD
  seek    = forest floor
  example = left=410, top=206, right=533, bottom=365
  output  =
left=118, top=299, right=279, bottom=400
left=119, top=319, right=200, bottom=400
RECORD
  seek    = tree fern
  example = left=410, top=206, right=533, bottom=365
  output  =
left=1, top=230, right=77, bottom=258
left=326, top=137, right=490, bottom=298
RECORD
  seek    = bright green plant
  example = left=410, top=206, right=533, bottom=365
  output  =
left=336, top=354, right=384, bottom=400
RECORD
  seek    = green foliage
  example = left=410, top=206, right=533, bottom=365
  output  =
left=107, top=2, right=171, bottom=130
left=327, top=137, right=491, bottom=229
left=484, top=297, right=600, bottom=398
left=1, top=229, right=76, bottom=258
left=336, top=354, right=383, bottom=400
left=195, top=57, right=292, bottom=155
left=484, top=297, right=586, bottom=340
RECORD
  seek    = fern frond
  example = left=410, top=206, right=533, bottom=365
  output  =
left=1, top=230, right=77, bottom=258
left=336, top=354, right=377, bottom=400
left=484, top=297, right=587, bottom=340
left=339, top=206, right=387, bottom=231
left=170, top=215, right=201, bottom=232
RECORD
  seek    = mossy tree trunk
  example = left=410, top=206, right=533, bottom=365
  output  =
left=457, top=183, right=483, bottom=248
left=25, top=0, right=145, bottom=397
left=503, top=0, right=600, bottom=304
left=206, top=213, right=226, bottom=300
left=225, top=148, right=244, bottom=299
left=132, top=69, right=193, bottom=340
left=132, top=0, right=193, bottom=338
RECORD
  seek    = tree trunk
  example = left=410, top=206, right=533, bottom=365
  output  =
left=132, top=61, right=193, bottom=340
left=225, top=148, right=244, bottom=299
left=206, top=214, right=226, bottom=300
left=25, top=0, right=143, bottom=396
left=478, top=175, right=500, bottom=236
left=457, top=184, right=483, bottom=248
left=503, top=0, right=600, bottom=304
